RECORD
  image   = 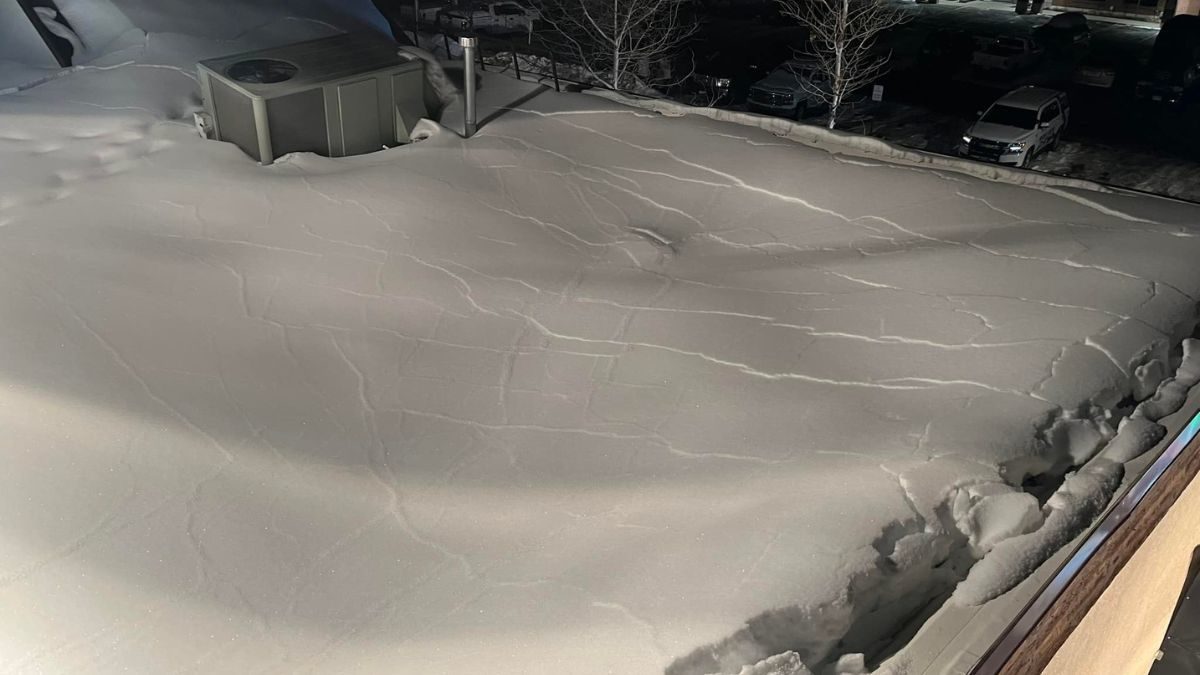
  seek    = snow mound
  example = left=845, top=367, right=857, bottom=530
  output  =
left=952, top=458, right=1125, bottom=606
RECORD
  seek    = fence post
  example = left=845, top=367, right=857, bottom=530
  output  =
left=511, top=48, right=521, bottom=81
left=443, top=33, right=451, bottom=58
left=550, top=54, right=560, bottom=92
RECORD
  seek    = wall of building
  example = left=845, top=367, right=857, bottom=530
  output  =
left=1043, top=465, right=1200, bottom=675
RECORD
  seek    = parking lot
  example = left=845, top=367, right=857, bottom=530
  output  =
left=869, top=2, right=1200, bottom=199
left=699, top=0, right=1200, bottom=200
left=397, top=0, right=1200, bottom=199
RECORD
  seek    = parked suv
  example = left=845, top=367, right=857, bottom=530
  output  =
left=746, top=58, right=828, bottom=119
left=959, top=87, right=1069, bottom=168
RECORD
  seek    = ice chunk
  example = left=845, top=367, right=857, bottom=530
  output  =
left=723, top=652, right=813, bottom=675
left=961, top=492, right=1044, bottom=554
left=833, top=653, right=869, bottom=674
left=1044, top=409, right=1116, bottom=466
left=1133, top=358, right=1169, bottom=401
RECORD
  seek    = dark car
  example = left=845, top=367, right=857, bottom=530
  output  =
left=918, top=29, right=976, bottom=65
left=1137, top=15, right=1200, bottom=104
left=1032, top=11, right=1090, bottom=50
left=1072, top=54, right=1118, bottom=89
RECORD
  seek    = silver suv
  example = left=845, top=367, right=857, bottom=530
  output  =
left=959, top=86, right=1069, bottom=168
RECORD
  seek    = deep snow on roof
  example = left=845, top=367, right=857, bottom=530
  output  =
left=3, top=4, right=1200, bottom=675
left=996, top=85, right=1063, bottom=110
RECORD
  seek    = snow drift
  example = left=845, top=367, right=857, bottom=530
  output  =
left=4, top=3, right=1200, bottom=675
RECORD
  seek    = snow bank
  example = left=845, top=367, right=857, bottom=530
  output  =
left=952, top=339, right=1200, bottom=605
left=587, top=90, right=1136, bottom=196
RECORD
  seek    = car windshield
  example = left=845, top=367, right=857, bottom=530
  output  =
left=981, top=104, right=1039, bottom=128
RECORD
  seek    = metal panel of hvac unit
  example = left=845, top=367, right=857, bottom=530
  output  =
left=197, top=31, right=429, bottom=164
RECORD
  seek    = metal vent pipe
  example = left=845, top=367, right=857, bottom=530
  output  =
left=460, top=36, right=478, bottom=137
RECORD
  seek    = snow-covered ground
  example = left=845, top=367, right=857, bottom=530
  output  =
left=5, top=3, right=1200, bottom=675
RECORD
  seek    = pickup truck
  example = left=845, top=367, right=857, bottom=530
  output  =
left=959, top=86, right=1068, bottom=168
left=971, top=36, right=1044, bottom=74
left=436, top=2, right=540, bottom=33
left=745, top=58, right=829, bottom=119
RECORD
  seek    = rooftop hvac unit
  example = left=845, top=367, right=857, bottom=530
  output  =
left=197, top=31, right=430, bottom=165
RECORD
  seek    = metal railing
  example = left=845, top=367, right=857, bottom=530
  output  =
left=408, top=19, right=591, bottom=94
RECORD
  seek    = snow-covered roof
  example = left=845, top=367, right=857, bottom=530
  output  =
left=197, top=31, right=405, bottom=95
left=0, top=0, right=61, bottom=86
left=3, top=3, right=1200, bottom=675
left=996, top=85, right=1064, bottom=110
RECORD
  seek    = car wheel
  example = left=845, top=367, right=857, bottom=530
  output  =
left=1049, top=132, right=1060, bottom=151
left=1020, top=146, right=1036, bottom=168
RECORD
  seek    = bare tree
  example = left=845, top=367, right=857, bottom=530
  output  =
left=538, top=0, right=697, bottom=91
left=776, top=0, right=906, bottom=129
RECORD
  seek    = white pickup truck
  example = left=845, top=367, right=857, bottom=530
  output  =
left=971, top=36, right=1044, bottom=74
left=959, top=86, right=1069, bottom=168
left=436, top=2, right=540, bottom=33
